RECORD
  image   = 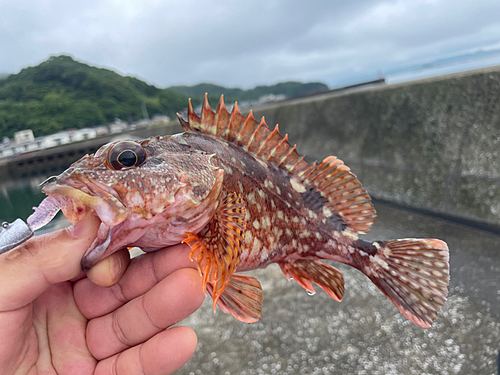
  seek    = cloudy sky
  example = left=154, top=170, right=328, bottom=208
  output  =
left=1, top=0, right=500, bottom=89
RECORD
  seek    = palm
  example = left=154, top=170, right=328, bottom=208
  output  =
left=0, top=245, right=204, bottom=375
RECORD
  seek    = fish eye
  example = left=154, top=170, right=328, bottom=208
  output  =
left=107, top=141, right=146, bottom=170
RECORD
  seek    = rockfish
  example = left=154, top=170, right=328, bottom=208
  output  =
left=28, top=95, right=449, bottom=327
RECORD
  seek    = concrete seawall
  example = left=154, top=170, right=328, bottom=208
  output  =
left=253, top=66, right=500, bottom=230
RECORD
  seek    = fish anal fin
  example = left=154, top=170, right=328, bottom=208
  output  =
left=207, top=273, right=263, bottom=323
left=279, top=260, right=345, bottom=302
left=182, top=192, right=247, bottom=308
left=367, top=238, right=450, bottom=328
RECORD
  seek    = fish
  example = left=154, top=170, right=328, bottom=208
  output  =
left=29, top=94, right=450, bottom=328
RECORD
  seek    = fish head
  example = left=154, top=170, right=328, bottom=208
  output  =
left=33, top=136, right=224, bottom=269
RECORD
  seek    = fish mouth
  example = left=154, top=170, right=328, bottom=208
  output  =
left=26, top=180, right=131, bottom=271
left=41, top=181, right=130, bottom=227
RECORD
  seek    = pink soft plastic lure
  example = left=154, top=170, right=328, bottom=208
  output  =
left=27, top=195, right=68, bottom=231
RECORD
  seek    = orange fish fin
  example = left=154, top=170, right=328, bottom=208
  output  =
left=300, top=156, right=377, bottom=234
left=367, top=239, right=449, bottom=328
left=279, top=260, right=345, bottom=302
left=182, top=192, right=247, bottom=308
left=207, top=273, right=263, bottom=323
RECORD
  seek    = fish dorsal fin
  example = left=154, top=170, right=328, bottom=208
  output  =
left=176, top=94, right=309, bottom=173
left=297, top=156, right=377, bottom=234
left=182, top=192, right=247, bottom=308
left=177, top=94, right=376, bottom=233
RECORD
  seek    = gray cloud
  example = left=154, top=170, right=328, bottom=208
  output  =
left=1, top=0, right=499, bottom=88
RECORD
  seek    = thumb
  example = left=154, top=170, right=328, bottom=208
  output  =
left=0, top=215, right=100, bottom=311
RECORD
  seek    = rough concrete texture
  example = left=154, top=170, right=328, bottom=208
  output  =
left=178, top=203, right=500, bottom=375
left=252, top=67, right=500, bottom=228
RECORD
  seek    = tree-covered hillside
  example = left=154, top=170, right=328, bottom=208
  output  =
left=0, top=56, right=329, bottom=139
left=169, top=81, right=328, bottom=103
left=0, top=56, right=188, bottom=138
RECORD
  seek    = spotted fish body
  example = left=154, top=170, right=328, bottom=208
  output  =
left=31, top=95, right=449, bottom=328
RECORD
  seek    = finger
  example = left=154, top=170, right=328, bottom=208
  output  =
left=0, top=215, right=100, bottom=311
left=74, top=243, right=197, bottom=319
left=86, top=268, right=204, bottom=360
left=86, top=248, right=131, bottom=287
left=36, top=283, right=97, bottom=374
left=94, top=326, right=197, bottom=375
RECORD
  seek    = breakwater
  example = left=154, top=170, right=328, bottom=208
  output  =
left=253, top=66, right=500, bottom=230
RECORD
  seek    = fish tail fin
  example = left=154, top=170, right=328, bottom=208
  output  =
left=366, top=238, right=449, bottom=328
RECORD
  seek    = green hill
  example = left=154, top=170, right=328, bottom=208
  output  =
left=0, top=56, right=188, bottom=138
left=0, top=56, right=329, bottom=139
left=169, top=81, right=328, bottom=103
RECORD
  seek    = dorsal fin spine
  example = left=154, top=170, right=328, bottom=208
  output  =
left=246, top=119, right=267, bottom=152
left=215, top=95, right=230, bottom=137
left=177, top=113, right=189, bottom=130
left=238, top=110, right=258, bottom=148
left=289, top=155, right=306, bottom=173
left=268, top=133, right=288, bottom=161
left=188, top=98, right=201, bottom=126
left=201, top=94, right=216, bottom=134
left=256, top=124, right=281, bottom=157
left=227, top=102, right=244, bottom=142
left=278, top=144, right=297, bottom=168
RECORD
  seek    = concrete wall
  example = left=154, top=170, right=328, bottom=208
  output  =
left=253, top=66, right=500, bottom=229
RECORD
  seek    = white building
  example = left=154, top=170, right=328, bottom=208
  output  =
left=14, top=130, right=35, bottom=144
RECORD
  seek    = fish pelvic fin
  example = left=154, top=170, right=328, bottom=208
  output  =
left=366, top=238, right=450, bottom=328
left=207, top=273, right=263, bottom=323
left=182, top=192, right=247, bottom=308
left=279, top=260, right=345, bottom=302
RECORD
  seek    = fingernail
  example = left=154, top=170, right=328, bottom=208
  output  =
left=71, top=216, right=93, bottom=238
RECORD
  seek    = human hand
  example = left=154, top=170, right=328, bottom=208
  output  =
left=0, top=215, right=205, bottom=374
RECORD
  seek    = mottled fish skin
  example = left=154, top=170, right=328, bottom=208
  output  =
left=174, top=131, right=353, bottom=271
left=33, top=94, right=450, bottom=328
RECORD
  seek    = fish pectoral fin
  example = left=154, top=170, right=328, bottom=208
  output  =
left=279, top=260, right=345, bottom=302
left=182, top=192, right=247, bottom=308
left=207, top=273, right=263, bottom=323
